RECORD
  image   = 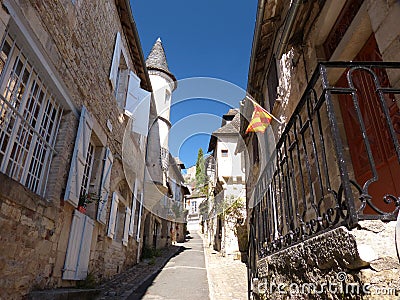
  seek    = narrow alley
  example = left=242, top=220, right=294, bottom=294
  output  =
left=125, top=231, right=247, bottom=300
left=1, top=1, right=400, bottom=300
left=129, top=233, right=209, bottom=300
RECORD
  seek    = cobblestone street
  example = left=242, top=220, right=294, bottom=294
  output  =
left=200, top=232, right=248, bottom=300
left=94, top=231, right=248, bottom=299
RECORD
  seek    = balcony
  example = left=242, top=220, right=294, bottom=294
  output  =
left=252, top=62, right=400, bottom=258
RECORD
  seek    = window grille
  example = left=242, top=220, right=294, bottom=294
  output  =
left=80, top=142, right=94, bottom=198
left=0, top=33, right=62, bottom=196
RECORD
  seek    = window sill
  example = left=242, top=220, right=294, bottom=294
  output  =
left=0, top=172, right=51, bottom=211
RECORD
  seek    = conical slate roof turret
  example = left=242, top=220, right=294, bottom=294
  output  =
left=146, top=38, right=176, bottom=82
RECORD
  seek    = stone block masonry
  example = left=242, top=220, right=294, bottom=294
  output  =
left=0, top=0, right=147, bottom=297
left=255, top=221, right=400, bottom=300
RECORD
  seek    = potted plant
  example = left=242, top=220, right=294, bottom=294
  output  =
left=78, top=193, right=102, bottom=214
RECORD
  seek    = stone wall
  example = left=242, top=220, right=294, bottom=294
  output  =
left=254, top=221, right=400, bottom=300
left=245, top=1, right=400, bottom=299
left=0, top=173, right=60, bottom=298
left=0, top=0, right=148, bottom=297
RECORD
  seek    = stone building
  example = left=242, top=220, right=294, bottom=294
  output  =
left=241, top=0, right=400, bottom=299
left=206, top=109, right=246, bottom=258
left=139, top=38, right=188, bottom=250
left=0, top=0, right=172, bottom=298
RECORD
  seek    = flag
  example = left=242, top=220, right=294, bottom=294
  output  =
left=245, top=100, right=273, bottom=134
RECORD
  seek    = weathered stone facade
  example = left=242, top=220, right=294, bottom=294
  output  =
left=0, top=0, right=161, bottom=298
left=243, top=0, right=400, bottom=299
left=255, top=221, right=400, bottom=299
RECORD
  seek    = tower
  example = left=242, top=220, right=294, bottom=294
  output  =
left=146, top=38, right=177, bottom=176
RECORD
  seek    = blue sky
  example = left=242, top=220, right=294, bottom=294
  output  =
left=131, top=0, right=257, bottom=167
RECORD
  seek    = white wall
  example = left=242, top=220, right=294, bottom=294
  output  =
left=149, top=74, right=173, bottom=149
left=216, top=136, right=245, bottom=179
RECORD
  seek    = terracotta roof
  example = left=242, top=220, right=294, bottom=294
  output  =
left=146, top=38, right=176, bottom=81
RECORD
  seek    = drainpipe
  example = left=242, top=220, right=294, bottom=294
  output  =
left=276, top=0, right=302, bottom=59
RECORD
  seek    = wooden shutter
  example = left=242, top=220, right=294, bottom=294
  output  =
left=97, top=148, right=113, bottom=224
left=122, top=207, right=131, bottom=246
left=76, top=216, right=94, bottom=279
left=107, top=192, right=119, bottom=238
left=62, top=210, right=94, bottom=280
left=267, top=59, right=278, bottom=111
left=64, top=106, right=93, bottom=207
left=109, top=32, right=121, bottom=89
left=125, top=71, right=151, bottom=136
left=136, top=192, right=144, bottom=241
left=129, top=178, right=139, bottom=236
left=125, top=71, right=140, bottom=115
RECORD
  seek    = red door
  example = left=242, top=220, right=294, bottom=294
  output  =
left=337, top=34, right=400, bottom=214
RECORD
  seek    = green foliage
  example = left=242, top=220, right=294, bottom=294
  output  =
left=76, top=272, right=97, bottom=289
left=222, top=197, right=248, bottom=253
left=195, top=148, right=206, bottom=189
left=141, top=246, right=161, bottom=259
left=148, top=257, right=156, bottom=265
left=224, top=196, right=245, bottom=221
left=78, top=193, right=103, bottom=208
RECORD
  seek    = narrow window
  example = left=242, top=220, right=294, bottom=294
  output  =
left=266, top=58, right=278, bottom=111
left=80, top=142, right=95, bottom=198
left=221, top=149, right=228, bottom=157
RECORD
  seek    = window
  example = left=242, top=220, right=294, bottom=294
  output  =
left=0, top=33, right=62, bottom=196
left=266, top=58, right=278, bottom=111
left=80, top=142, right=94, bottom=198
left=221, top=149, right=228, bottom=157
left=252, top=134, right=259, bottom=164
left=191, top=200, right=197, bottom=213
left=107, top=188, right=133, bottom=246
left=109, top=32, right=129, bottom=109
left=165, top=90, right=171, bottom=103
left=64, top=107, right=114, bottom=225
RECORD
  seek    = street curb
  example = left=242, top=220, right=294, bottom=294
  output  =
left=198, top=232, right=215, bottom=300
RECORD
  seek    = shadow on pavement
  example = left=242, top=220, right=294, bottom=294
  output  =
left=126, top=246, right=192, bottom=300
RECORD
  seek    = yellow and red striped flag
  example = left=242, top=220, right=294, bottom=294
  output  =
left=245, top=99, right=273, bottom=134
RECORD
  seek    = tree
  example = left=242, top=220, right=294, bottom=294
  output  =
left=195, top=148, right=206, bottom=191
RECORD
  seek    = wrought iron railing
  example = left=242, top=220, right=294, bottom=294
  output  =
left=252, top=62, right=400, bottom=257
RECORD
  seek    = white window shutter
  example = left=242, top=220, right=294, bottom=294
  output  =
left=107, top=192, right=119, bottom=239
left=129, top=178, right=138, bottom=236
left=64, top=106, right=93, bottom=207
left=124, top=71, right=141, bottom=116
left=76, top=216, right=94, bottom=280
left=125, top=71, right=151, bottom=136
left=97, top=148, right=113, bottom=224
left=62, top=210, right=94, bottom=280
left=62, top=211, right=83, bottom=280
left=122, top=207, right=131, bottom=246
left=109, top=32, right=121, bottom=90
left=136, top=192, right=144, bottom=241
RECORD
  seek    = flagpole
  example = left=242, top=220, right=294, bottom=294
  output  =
left=245, top=95, right=283, bottom=125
